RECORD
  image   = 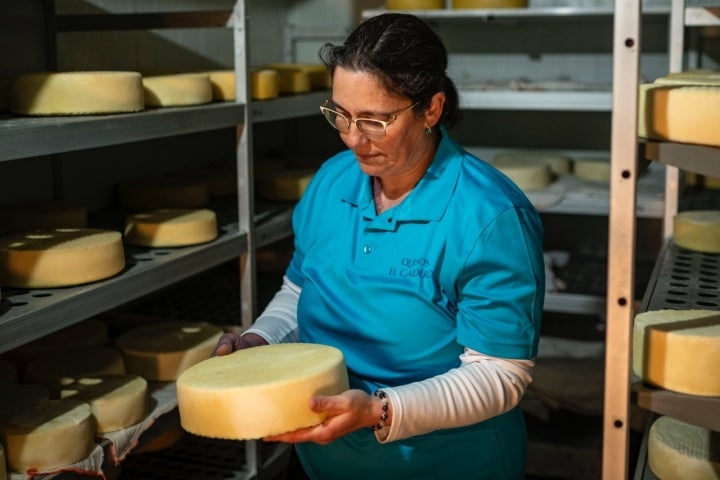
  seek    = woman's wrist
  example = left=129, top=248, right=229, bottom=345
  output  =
left=239, top=332, right=269, bottom=349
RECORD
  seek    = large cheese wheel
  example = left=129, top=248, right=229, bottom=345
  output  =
left=0, top=399, right=94, bottom=473
left=573, top=157, right=611, bottom=183
left=205, top=70, right=235, bottom=101
left=266, top=63, right=331, bottom=90
left=9, top=71, right=144, bottom=116
left=0, top=202, right=87, bottom=237
left=386, top=0, right=444, bottom=8
left=59, top=374, right=148, bottom=433
left=632, top=309, right=720, bottom=396
left=256, top=169, right=315, bottom=201
left=0, top=228, right=125, bottom=288
left=142, top=73, right=213, bottom=107
left=251, top=69, right=280, bottom=100
left=124, top=208, right=218, bottom=248
left=453, top=0, right=528, bottom=7
left=177, top=343, right=349, bottom=440
left=117, top=176, right=208, bottom=210
left=491, top=159, right=551, bottom=191
left=673, top=210, right=720, bottom=253
left=638, top=83, right=720, bottom=147
left=493, top=152, right=572, bottom=176
left=648, top=416, right=720, bottom=480
left=115, top=322, right=224, bottom=382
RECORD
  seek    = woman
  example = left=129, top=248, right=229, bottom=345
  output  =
left=214, top=12, right=544, bottom=480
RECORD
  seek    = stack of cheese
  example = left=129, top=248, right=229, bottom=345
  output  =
left=638, top=69, right=720, bottom=148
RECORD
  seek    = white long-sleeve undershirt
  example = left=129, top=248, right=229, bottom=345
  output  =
left=244, top=276, right=534, bottom=443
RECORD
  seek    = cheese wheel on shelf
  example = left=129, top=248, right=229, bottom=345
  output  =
left=638, top=83, right=720, bottom=148
left=142, top=73, right=213, bottom=107
left=9, top=71, right=144, bottom=116
left=491, top=159, right=551, bottom=191
left=256, top=169, right=315, bottom=201
left=385, top=0, right=444, bottom=8
left=0, top=201, right=87, bottom=237
left=0, top=228, right=125, bottom=288
left=632, top=309, right=720, bottom=396
left=273, top=68, right=311, bottom=95
left=59, top=374, right=149, bottom=434
left=117, top=176, right=208, bottom=210
left=266, top=63, right=331, bottom=90
left=673, top=210, right=720, bottom=253
left=205, top=70, right=235, bottom=101
left=251, top=69, right=280, bottom=100
left=573, top=157, right=611, bottom=183
left=453, top=0, right=528, bottom=7
left=115, top=322, right=224, bottom=382
left=492, top=152, right=572, bottom=176
left=0, top=398, right=94, bottom=473
left=648, top=416, right=720, bottom=480
left=177, top=343, right=349, bottom=440
left=124, top=208, right=218, bottom=248
left=23, top=347, right=126, bottom=395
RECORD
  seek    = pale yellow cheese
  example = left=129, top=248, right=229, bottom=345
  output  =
left=117, top=176, right=208, bottom=210
left=205, top=70, right=235, bottom=101
left=9, top=71, right=144, bottom=116
left=492, top=152, right=572, bottom=176
left=492, top=159, right=551, bottom=191
left=143, top=73, right=213, bottom=107
left=266, top=63, right=331, bottom=90
left=654, top=70, right=720, bottom=86
left=115, top=322, right=224, bottom=382
left=632, top=309, right=720, bottom=396
left=573, top=156, right=611, bottom=183
left=256, top=169, right=315, bottom=201
left=638, top=83, right=720, bottom=148
left=0, top=201, right=87, bottom=237
left=648, top=416, right=720, bottom=480
left=0, top=399, right=94, bottom=473
left=124, top=208, right=218, bottom=248
left=386, top=0, right=444, bottom=8
left=0, top=228, right=125, bottom=288
left=453, top=0, right=528, bottom=7
left=176, top=343, right=349, bottom=440
left=273, top=68, right=311, bottom=95
left=59, top=374, right=148, bottom=434
left=673, top=210, right=720, bottom=253
left=0, top=359, right=16, bottom=384
left=251, top=69, right=280, bottom=100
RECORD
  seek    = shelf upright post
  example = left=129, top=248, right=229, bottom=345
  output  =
left=604, top=0, right=642, bottom=478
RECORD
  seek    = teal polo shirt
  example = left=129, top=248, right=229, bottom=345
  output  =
left=287, top=129, right=544, bottom=479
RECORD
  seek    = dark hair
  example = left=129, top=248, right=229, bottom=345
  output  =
left=318, top=13, right=461, bottom=129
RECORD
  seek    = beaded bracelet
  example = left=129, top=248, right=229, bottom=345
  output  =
left=371, top=390, right=389, bottom=431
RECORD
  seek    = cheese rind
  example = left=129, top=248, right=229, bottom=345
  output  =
left=143, top=73, right=213, bottom=107
left=205, top=70, right=236, bottom=101
left=266, top=63, right=331, bottom=90
left=9, top=71, right=144, bottom=116
left=633, top=309, right=720, bottom=396
left=176, top=343, right=349, bottom=440
left=673, top=210, right=720, bottom=253
left=0, top=228, right=125, bottom=288
left=124, top=208, right=218, bottom=248
left=251, top=69, right=280, bottom=100
left=648, top=416, right=720, bottom=480
left=115, top=322, right=224, bottom=382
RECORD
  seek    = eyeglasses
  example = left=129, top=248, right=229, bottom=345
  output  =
left=319, top=100, right=419, bottom=140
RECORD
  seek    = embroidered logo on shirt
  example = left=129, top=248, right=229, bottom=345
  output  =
left=388, top=257, right=434, bottom=278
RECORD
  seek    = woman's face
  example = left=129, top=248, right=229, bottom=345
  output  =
left=329, top=67, right=435, bottom=180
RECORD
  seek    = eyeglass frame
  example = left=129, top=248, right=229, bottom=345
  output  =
left=319, top=99, right=420, bottom=140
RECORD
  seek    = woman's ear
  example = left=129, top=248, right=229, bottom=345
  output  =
left=425, top=91, right=446, bottom=129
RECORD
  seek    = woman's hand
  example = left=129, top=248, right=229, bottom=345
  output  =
left=211, top=332, right=268, bottom=356
left=264, top=389, right=390, bottom=445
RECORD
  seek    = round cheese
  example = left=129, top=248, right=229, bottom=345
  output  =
left=492, top=159, right=551, bottom=191
left=453, top=0, right=528, bottom=7
left=266, top=63, right=331, bottom=90
left=9, top=71, right=144, bottom=116
left=23, top=347, right=125, bottom=395
left=385, top=0, right=444, bottom=8
left=648, top=416, right=720, bottom=480
left=115, top=322, right=224, bottom=382
left=256, top=169, right=315, bottom=201
left=117, top=176, right=208, bottom=210
left=0, top=359, right=17, bottom=384
left=493, top=152, right=572, bottom=176
left=0, top=399, right=94, bottom=473
left=176, top=343, right=349, bottom=440
left=632, top=309, right=720, bottom=396
left=205, top=70, right=235, bottom=101
left=573, top=157, right=611, bottom=183
left=273, top=68, right=311, bottom=95
left=673, top=210, right=720, bottom=253
left=124, top=208, right=218, bottom=248
left=251, top=69, right=280, bottom=100
left=142, top=73, right=213, bottom=107
left=59, top=374, right=148, bottom=433
left=0, top=202, right=87, bottom=237
left=0, top=228, right=125, bottom=288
